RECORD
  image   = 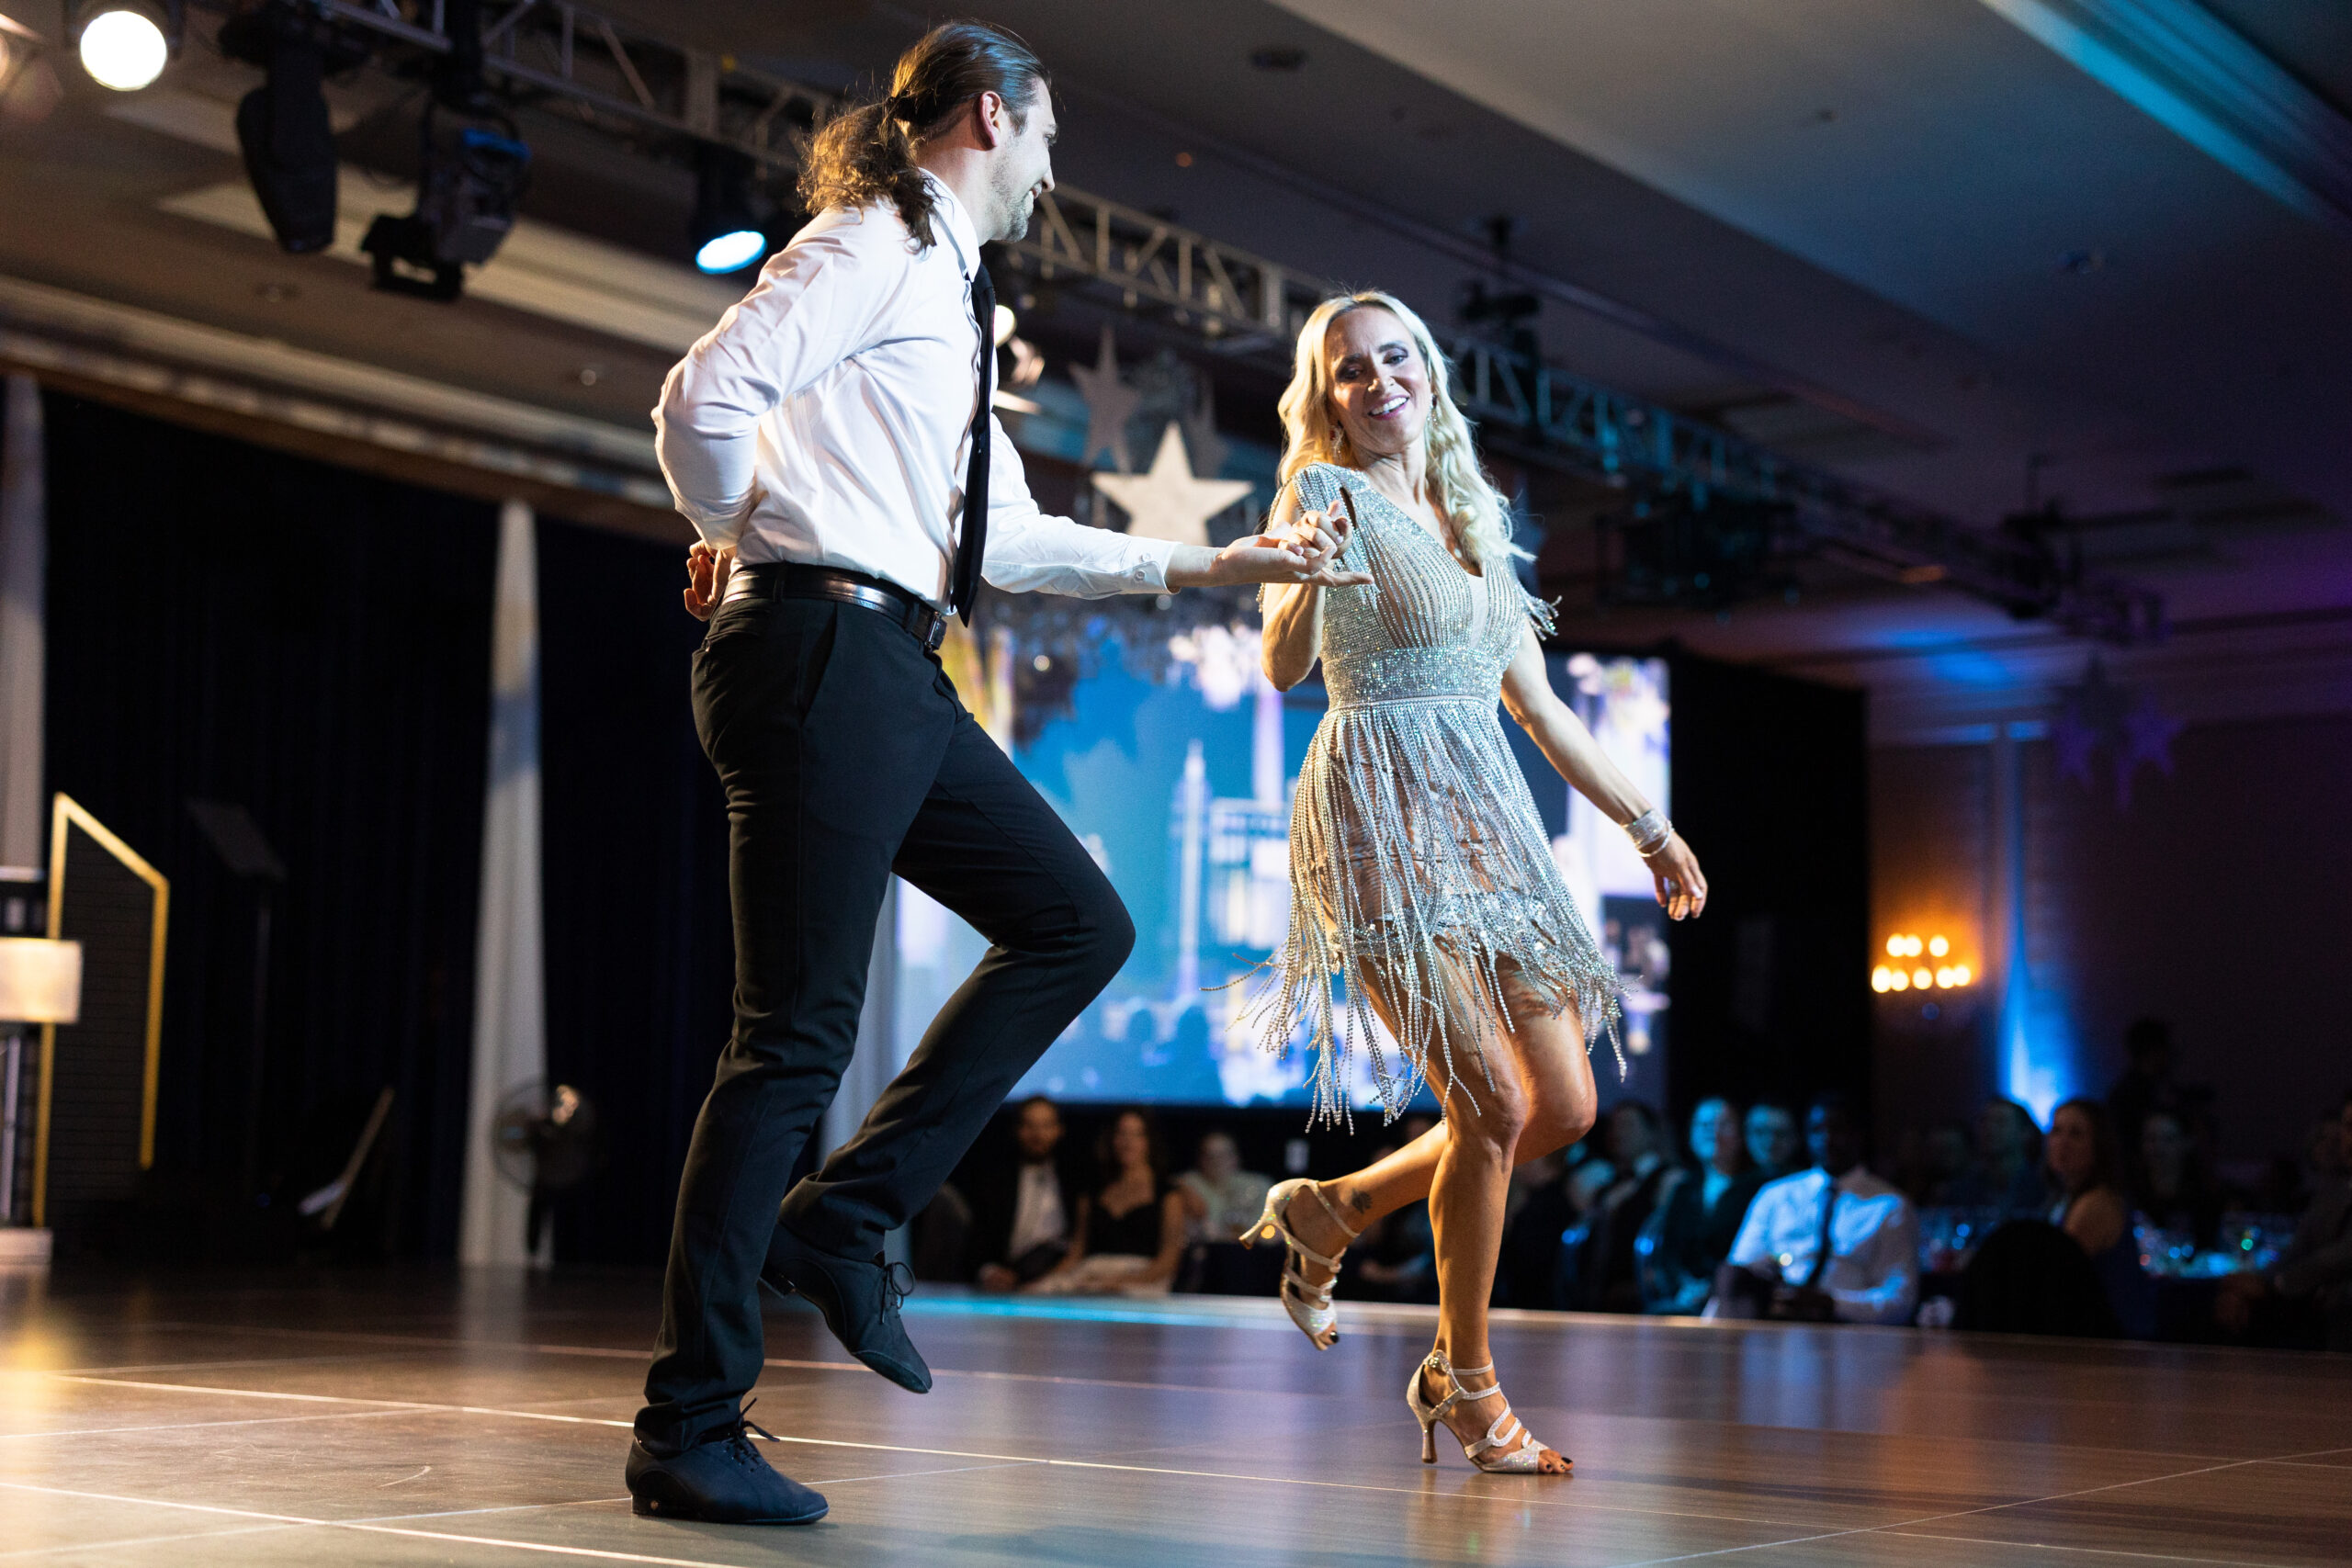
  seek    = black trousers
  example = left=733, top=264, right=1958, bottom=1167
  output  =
left=637, top=593, right=1135, bottom=1449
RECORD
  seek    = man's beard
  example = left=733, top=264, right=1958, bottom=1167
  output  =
left=990, top=169, right=1037, bottom=242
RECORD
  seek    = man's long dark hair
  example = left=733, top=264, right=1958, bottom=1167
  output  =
left=797, top=20, right=1048, bottom=249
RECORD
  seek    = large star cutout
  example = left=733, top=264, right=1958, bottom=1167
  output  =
left=1067, top=323, right=1142, bottom=473
left=1182, top=375, right=1230, bottom=483
left=1093, top=423, right=1252, bottom=547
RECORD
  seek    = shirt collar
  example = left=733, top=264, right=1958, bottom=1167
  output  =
left=920, top=170, right=983, bottom=281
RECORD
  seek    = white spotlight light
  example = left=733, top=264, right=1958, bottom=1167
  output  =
left=79, top=6, right=172, bottom=91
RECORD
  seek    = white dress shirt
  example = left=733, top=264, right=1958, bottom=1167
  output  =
left=1724, top=1167, right=1921, bottom=1325
left=1006, top=1161, right=1069, bottom=1260
left=653, top=173, right=1177, bottom=606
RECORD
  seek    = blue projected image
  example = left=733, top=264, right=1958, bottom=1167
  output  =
left=888, top=629, right=1672, bottom=1114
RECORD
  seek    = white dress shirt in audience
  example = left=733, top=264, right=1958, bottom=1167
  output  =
left=1006, top=1161, right=1069, bottom=1262
left=1724, top=1166, right=1921, bottom=1325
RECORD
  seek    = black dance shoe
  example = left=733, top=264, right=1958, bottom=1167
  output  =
left=625, top=1412, right=828, bottom=1525
left=763, top=1226, right=933, bottom=1393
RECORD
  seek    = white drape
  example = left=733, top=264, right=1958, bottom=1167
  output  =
left=459, top=499, right=548, bottom=1267
left=0, top=375, right=44, bottom=877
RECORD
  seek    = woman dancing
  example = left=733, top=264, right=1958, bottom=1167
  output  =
left=1241, top=290, right=1708, bottom=1474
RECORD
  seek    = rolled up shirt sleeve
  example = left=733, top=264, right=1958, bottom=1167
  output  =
left=652, top=218, right=899, bottom=547
left=980, top=420, right=1179, bottom=598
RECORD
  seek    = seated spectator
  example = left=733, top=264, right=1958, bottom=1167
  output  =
left=1026, top=1108, right=1187, bottom=1296
left=1173, top=1129, right=1271, bottom=1245
left=1745, top=1101, right=1802, bottom=1182
left=1496, top=1146, right=1574, bottom=1310
left=1713, top=1093, right=1919, bottom=1325
left=966, top=1095, right=1080, bottom=1292
left=1640, top=1097, right=1764, bottom=1314
left=1351, top=1114, right=1438, bottom=1303
left=2217, top=1090, right=2352, bottom=1351
left=1172, top=1129, right=1276, bottom=1295
left=2132, top=1108, right=2226, bottom=1250
left=1946, top=1098, right=2048, bottom=1214
left=2045, top=1097, right=2154, bottom=1338
left=1894, top=1120, right=1973, bottom=1207
left=1570, top=1100, right=1673, bottom=1312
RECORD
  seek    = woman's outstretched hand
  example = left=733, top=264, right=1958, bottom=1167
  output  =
left=1649, top=834, right=1708, bottom=920
left=684, top=541, right=734, bottom=619
left=1168, top=502, right=1370, bottom=591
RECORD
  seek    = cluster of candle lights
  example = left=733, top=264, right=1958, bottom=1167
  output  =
left=1872, top=933, right=1972, bottom=992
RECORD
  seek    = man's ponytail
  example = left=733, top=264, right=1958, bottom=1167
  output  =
left=797, top=21, right=1048, bottom=251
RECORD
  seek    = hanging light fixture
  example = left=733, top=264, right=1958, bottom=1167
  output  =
left=691, top=146, right=768, bottom=275
left=74, top=0, right=178, bottom=92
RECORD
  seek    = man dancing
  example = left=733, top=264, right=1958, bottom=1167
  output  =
left=627, top=21, right=1362, bottom=1525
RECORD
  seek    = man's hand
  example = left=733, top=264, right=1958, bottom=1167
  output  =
left=684, top=542, right=735, bottom=620
left=1165, top=503, right=1374, bottom=591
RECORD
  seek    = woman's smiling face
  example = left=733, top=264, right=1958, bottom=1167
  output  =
left=1322, top=306, right=1430, bottom=462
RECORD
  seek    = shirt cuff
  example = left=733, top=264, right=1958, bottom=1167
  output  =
left=1125, top=538, right=1178, bottom=593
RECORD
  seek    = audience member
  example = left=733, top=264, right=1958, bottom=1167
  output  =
left=1351, top=1114, right=1438, bottom=1303
left=1894, top=1121, right=1973, bottom=1206
left=1026, top=1109, right=1186, bottom=1296
left=2217, top=1090, right=2352, bottom=1351
left=1745, top=1101, right=1802, bottom=1182
left=2044, top=1097, right=2154, bottom=1337
left=1946, top=1098, right=2048, bottom=1213
left=1496, top=1147, right=1575, bottom=1310
left=1170, top=1129, right=1277, bottom=1295
left=1571, top=1100, right=1674, bottom=1312
left=2105, top=1016, right=2180, bottom=1148
left=1714, top=1093, right=1919, bottom=1325
left=966, top=1095, right=1080, bottom=1291
left=2132, top=1108, right=2226, bottom=1250
left=1640, top=1097, right=1764, bottom=1315
left=1173, top=1130, right=1272, bottom=1246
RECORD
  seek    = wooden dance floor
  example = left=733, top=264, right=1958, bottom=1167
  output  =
left=3, top=1269, right=2347, bottom=1567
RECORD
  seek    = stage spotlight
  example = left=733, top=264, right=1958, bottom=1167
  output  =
left=1884, top=935, right=1903, bottom=957
left=1889, top=969, right=1910, bottom=992
left=1928, top=934, right=1950, bottom=957
left=691, top=147, right=767, bottom=275
left=362, top=101, right=529, bottom=300
left=218, top=4, right=372, bottom=254
left=1911, top=966, right=1932, bottom=989
left=1871, top=966, right=1892, bottom=993
left=75, top=1, right=178, bottom=91
left=993, top=303, right=1016, bottom=346
left=1952, top=964, right=1972, bottom=987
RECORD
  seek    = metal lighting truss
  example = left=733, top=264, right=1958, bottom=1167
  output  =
left=270, top=0, right=2163, bottom=640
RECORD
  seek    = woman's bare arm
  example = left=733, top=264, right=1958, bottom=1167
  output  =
left=1498, top=626, right=1708, bottom=919
left=1260, top=490, right=1353, bottom=690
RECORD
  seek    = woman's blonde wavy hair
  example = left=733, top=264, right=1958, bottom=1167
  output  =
left=1276, top=289, right=1524, bottom=565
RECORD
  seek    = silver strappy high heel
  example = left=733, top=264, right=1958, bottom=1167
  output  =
left=1407, top=1350, right=1569, bottom=1473
left=1238, top=1178, right=1359, bottom=1349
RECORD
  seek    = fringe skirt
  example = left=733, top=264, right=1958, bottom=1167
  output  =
left=1250, top=694, right=1622, bottom=1128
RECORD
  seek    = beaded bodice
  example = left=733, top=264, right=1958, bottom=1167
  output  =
left=1291, top=464, right=1531, bottom=710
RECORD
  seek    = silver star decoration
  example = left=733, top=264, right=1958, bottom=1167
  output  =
left=1094, top=423, right=1253, bottom=547
left=1068, top=323, right=1143, bottom=473
left=1182, top=374, right=1229, bottom=482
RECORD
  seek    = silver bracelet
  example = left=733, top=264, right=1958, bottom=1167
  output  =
left=1622, top=807, right=1673, bottom=856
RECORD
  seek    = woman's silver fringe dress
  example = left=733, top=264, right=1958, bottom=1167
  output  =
left=1251, top=463, right=1622, bottom=1128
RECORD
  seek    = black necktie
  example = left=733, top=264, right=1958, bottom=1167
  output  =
left=1803, top=1176, right=1838, bottom=1288
left=950, top=265, right=994, bottom=623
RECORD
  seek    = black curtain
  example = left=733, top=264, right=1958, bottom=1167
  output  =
left=41, top=390, right=494, bottom=1257
left=1666, top=652, right=1871, bottom=1123
left=536, top=516, right=734, bottom=1265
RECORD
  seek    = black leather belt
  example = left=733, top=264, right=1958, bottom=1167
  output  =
left=729, top=563, right=949, bottom=652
